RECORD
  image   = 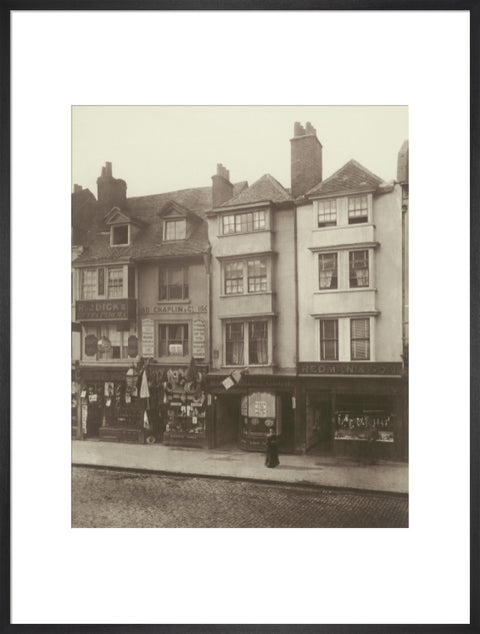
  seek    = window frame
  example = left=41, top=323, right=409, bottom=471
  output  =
left=164, top=218, right=187, bottom=241
left=320, top=319, right=339, bottom=360
left=81, top=268, right=97, bottom=299
left=348, top=195, right=369, bottom=225
left=111, top=224, right=130, bottom=246
left=224, top=261, right=244, bottom=295
left=158, top=323, right=189, bottom=357
left=159, top=266, right=189, bottom=301
left=107, top=266, right=124, bottom=298
left=318, top=252, right=338, bottom=290
left=350, top=318, right=370, bottom=360
left=222, top=258, right=269, bottom=295
left=349, top=250, right=369, bottom=288
left=221, top=210, right=268, bottom=236
left=224, top=319, right=270, bottom=367
left=317, top=199, right=337, bottom=228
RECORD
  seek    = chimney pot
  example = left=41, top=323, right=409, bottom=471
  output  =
left=290, top=121, right=323, bottom=197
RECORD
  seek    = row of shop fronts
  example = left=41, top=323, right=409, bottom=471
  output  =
left=72, top=360, right=408, bottom=461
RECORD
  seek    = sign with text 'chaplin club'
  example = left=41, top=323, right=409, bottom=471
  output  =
left=76, top=299, right=136, bottom=321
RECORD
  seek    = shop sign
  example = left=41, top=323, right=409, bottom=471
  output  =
left=140, top=304, right=207, bottom=315
left=297, top=362, right=403, bottom=376
left=127, top=335, right=138, bottom=358
left=192, top=319, right=206, bottom=359
left=141, top=319, right=155, bottom=357
left=97, top=337, right=111, bottom=353
left=76, top=298, right=136, bottom=321
left=84, top=334, right=97, bottom=357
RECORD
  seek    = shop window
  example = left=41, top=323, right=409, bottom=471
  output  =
left=320, top=319, right=338, bottom=360
left=318, top=253, right=338, bottom=290
left=221, top=210, right=267, bottom=235
left=349, top=250, right=369, bottom=288
left=108, top=267, right=124, bottom=298
left=348, top=195, right=368, bottom=224
left=159, top=324, right=188, bottom=356
left=111, top=224, right=129, bottom=245
left=247, top=260, right=267, bottom=292
left=225, top=261, right=244, bottom=294
left=351, top=318, right=370, bottom=360
left=92, top=325, right=131, bottom=361
left=225, top=320, right=270, bottom=366
left=81, top=268, right=97, bottom=299
left=164, top=219, right=186, bottom=241
left=159, top=267, right=189, bottom=300
left=98, top=268, right=105, bottom=295
left=317, top=199, right=337, bottom=227
left=248, top=321, right=268, bottom=364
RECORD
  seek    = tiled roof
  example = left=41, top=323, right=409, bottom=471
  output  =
left=220, top=174, right=291, bottom=207
left=72, top=182, right=251, bottom=265
left=306, top=159, right=384, bottom=197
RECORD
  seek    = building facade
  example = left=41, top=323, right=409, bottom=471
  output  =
left=72, top=125, right=408, bottom=460
left=294, top=127, right=408, bottom=459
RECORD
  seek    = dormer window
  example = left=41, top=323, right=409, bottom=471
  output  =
left=111, top=224, right=129, bottom=246
left=165, top=219, right=186, bottom=241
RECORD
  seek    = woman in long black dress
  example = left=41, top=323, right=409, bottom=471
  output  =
left=265, top=429, right=280, bottom=468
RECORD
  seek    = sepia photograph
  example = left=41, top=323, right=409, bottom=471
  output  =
left=71, top=105, right=409, bottom=528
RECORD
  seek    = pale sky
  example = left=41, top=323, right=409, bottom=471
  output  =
left=72, top=105, right=408, bottom=199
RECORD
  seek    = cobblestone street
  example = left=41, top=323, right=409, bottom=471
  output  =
left=72, top=466, right=408, bottom=528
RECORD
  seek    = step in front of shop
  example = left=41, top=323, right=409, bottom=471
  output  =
left=99, top=427, right=145, bottom=444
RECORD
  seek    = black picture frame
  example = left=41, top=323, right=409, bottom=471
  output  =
left=1, top=2, right=478, bottom=632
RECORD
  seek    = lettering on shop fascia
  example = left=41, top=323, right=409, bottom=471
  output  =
left=297, top=362, right=403, bottom=376
left=141, top=304, right=208, bottom=315
left=76, top=299, right=135, bottom=321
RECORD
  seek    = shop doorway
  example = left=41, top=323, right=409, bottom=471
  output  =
left=306, top=396, right=332, bottom=454
left=214, top=395, right=241, bottom=448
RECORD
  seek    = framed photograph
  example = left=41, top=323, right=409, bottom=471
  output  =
left=6, top=6, right=474, bottom=631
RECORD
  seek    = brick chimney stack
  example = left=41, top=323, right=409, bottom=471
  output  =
left=212, top=163, right=234, bottom=208
left=73, top=184, right=83, bottom=194
left=97, top=162, right=127, bottom=208
left=290, top=121, right=323, bottom=198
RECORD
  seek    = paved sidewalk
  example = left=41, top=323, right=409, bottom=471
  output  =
left=72, top=440, right=408, bottom=495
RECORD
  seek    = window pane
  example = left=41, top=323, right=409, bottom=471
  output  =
left=320, top=319, right=338, bottom=360
left=225, top=261, right=243, bottom=294
left=226, top=323, right=244, bottom=365
left=349, top=250, right=369, bottom=288
left=112, top=225, right=128, bottom=245
left=249, top=321, right=268, bottom=365
left=319, top=253, right=337, bottom=289
left=165, top=220, right=186, bottom=240
left=247, top=260, right=267, bottom=292
left=108, top=267, right=123, bottom=298
left=318, top=199, right=337, bottom=226
left=82, top=269, right=97, bottom=299
left=351, top=318, right=370, bottom=360
left=348, top=196, right=368, bottom=223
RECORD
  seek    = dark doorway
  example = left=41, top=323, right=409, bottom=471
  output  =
left=215, top=395, right=241, bottom=447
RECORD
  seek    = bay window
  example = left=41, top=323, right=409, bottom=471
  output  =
left=221, top=210, right=267, bottom=235
left=223, top=258, right=269, bottom=295
left=225, top=320, right=270, bottom=366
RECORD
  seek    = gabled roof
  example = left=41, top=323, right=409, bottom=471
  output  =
left=157, top=199, right=202, bottom=223
left=306, top=159, right=384, bottom=198
left=220, top=174, right=291, bottom=207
